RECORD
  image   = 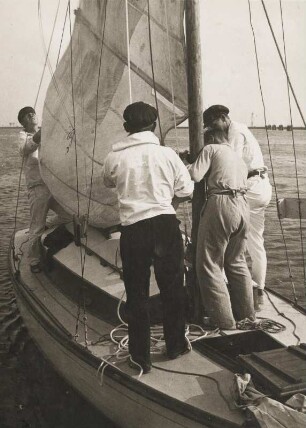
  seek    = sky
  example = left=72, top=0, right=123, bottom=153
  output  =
left=0, top=0, right=305, bottom=127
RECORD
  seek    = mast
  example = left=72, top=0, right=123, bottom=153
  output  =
left=185, top=0, right=204, bottom=321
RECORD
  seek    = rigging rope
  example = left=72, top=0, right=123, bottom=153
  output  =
left=261, top=0, right=306, bottom=128
left=56, top=2, right=69, bottom=68
left=163, top=0, right=192, bottom=240
left=13, top=1, right=70, bottom=273
left=147, top=0, right=163, bottom=143
left=163, top=0, right=178, bottom=146
left=68, top=0, right=80, bottom=217
left=84, top=0, right=108, bottom=251
left=37, top=0, right=73, bottom=128
left=12, top=155, right=25, bottom=273
left=247, top=0, right=298, bottom=305
left=279, top=0, right=306, bottom=287
left=34, top=0, right=61, bottom=109
left=264, top=289, right=301, bottom=345
left=125, top=0, right=133, bottom=104
left=66, top=0, right=89, bottom=346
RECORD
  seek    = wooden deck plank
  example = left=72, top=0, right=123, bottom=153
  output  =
left=50, top=232, right=160, bottom=299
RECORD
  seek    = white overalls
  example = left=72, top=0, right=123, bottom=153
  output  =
left=228, top=122, right=272, bottom=290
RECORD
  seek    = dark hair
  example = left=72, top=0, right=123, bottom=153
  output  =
left=123, top=121, right=156, bottom=134
left=203, top=105, right=229, bottom=127
left=204, top=129, right=227, bottom=145
left=18, top=106, right=35, bottom=125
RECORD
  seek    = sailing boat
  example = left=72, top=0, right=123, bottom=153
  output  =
left=9, top=1, right=306, bottom=427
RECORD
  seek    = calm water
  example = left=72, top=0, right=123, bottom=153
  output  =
left=0, top=127, right=305, bottom=427
left=0, top=128, right=115, bottom=428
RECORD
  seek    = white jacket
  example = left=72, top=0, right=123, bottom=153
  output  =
left=18, top=130, right=44, bottom=188
left=228, top=121, right=265, bottom=172
left=103, top=131, right=194, bottom=226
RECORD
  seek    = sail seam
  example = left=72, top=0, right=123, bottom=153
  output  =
left=74, top=7, right=186, bottom=111
left=39, top=161, right=115, bottom=207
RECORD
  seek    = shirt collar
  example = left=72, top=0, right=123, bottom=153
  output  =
left=112, top=131, right=160, bottom=152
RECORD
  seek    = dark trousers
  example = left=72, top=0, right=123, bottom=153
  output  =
left=120, top=214, right=186, bottom=367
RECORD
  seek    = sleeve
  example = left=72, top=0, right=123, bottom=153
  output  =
left=187, top=146, right=213, bottom=182
left=231, top=132, right=245, bottom=159
left=102, top=154, right=117, bottom=188
left=173, top=154, right=194, bottom=197
left=18, top=131, right=39, bottom=156
left=231, top=128, right=256, bottom=169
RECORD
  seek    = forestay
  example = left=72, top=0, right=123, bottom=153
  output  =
left=40, top=0, right=188, bottom=228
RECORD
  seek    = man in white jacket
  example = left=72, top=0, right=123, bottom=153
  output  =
left=17, top=106, right=71, bottom=273
left=103, top=102, right=194, bottom=373
left=203, top=105, right=272, bottom=307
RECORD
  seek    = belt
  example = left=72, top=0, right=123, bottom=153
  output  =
left=247, top=168, right=267, bottom=179
left=209, top=189, right=247, bottom=197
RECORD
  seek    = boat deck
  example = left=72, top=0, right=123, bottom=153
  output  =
left=10, top=228, right=306, bottom=428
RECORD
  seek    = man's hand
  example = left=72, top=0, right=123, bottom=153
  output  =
left=179, top=150, right=191, bottom=165
left=33, top=129, right=41, bottom=144
left=172, top=195, right=193, bottom=210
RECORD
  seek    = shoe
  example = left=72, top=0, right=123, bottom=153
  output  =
left=30, top=263, right=42, bottom=273
left=167, top=344, right=191, bottom=360
left=129, top=359, right=151, bottom=374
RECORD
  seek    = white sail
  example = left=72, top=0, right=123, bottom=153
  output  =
left=40, top=0, right=187, bottom=228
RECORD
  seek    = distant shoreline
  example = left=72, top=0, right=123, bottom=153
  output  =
left=0, top=126, right=305, bottom=130
left=178, top=126, right=305, bottom=130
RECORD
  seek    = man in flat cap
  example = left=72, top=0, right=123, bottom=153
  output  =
left=203, top=105, right=272, bottom=308
left=17, top=106, right=71, bottom=273
left=103, top=101, right=194, bottom=373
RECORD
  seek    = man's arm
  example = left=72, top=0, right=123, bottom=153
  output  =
left=102, top=154, right=117, bottom=188
left=187, top=146, right=213, bottom=182
left=231, top=132, right=245, bottom=158
left=173, top=155, right=194, bottom=199
left=18, top=130, right=40, bottom=156
left=172, top=195, right=192, bottom=210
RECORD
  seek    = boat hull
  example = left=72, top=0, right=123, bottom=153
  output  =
left=9, top=233, right=232, bottom=428
left=10, top=273, right=213, bottom=428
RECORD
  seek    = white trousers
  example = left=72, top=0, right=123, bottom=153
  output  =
left=246, top=175, right=272, bottom=289
left=28, top=184, right=71, bottom=266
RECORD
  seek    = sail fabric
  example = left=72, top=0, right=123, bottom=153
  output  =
left=234, top=374, right=306, bottom=428
left=40, top=0, right=188, bottom=228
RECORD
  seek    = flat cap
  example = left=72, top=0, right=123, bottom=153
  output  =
left=18, top=106, right=35, bottom=124
left=123, top=102, right=157, bottom=130
left=203, top=105, right=229, bottom=126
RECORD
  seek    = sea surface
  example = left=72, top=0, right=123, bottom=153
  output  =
left=0, top=127, right=305, bottom=427
left=0, top=128, right=116, bottom=428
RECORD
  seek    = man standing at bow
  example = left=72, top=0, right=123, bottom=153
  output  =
left=203, top=105, right=272, bottom=308
left=103, top=102, right=194, bottom=373
left=17, top=106, right=71, bottom=273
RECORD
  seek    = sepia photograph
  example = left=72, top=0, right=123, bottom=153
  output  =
left=0, top=1, right=306, bottom=427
